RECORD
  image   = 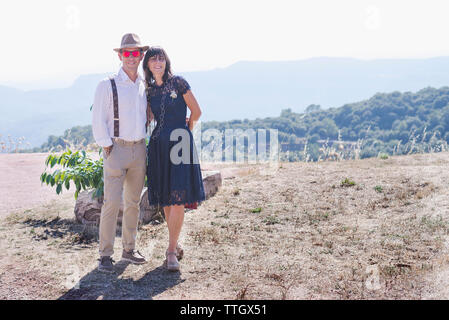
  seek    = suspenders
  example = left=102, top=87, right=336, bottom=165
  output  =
left=109, top=76, right=119, bottom=137
left=109, top=74, right=149, bottom=138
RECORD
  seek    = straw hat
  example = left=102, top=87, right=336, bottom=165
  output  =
left=113, top=33, right=149, bottom=52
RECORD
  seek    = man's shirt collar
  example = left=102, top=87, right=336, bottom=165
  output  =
left=118, top=67, right=143, bottom=84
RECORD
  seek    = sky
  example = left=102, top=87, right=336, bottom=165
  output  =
left=1, top=0, right=449, bottom=89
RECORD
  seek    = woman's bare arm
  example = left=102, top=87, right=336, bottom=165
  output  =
left=146, top=103, right=154, bottom=127
left=184, top=90, right=202, bottom=131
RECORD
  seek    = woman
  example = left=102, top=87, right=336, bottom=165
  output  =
left=143, top=46, right=206, bottom=272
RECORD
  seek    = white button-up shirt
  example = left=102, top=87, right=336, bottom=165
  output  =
left=92, top=67, right=147, bottom=147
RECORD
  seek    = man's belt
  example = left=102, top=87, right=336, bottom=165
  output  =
left=113, top=138, right=145, bottom=146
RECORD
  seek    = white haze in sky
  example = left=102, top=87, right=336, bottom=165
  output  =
left=1, top=0, right=449, bottom=89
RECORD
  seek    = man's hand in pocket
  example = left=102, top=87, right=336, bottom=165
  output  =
left=103, top=145, right=113, bottom=157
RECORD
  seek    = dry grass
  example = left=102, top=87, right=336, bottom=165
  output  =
left=2, top=152, right=449, bottom=299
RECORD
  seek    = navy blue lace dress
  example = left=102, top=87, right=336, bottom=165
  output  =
left=146, top=75, right=206, bottom=208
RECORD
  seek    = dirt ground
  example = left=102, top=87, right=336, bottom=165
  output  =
left=0, top=153, right=73, bottom=218
left=1, top=152, right=449, bottom=299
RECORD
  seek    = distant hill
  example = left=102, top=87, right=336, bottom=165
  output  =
left=3, top=56, right=449, bottom=147
left=31, top=86, right=449, bottom=162
left=0, top=73, right=107, bottom=148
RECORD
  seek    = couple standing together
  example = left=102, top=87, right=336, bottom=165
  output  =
left=92, top=33, right=206, bottom=273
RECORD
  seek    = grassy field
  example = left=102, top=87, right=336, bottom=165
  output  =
left=1, top=153, right=449, bottom=299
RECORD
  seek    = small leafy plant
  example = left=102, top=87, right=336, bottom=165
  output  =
left=374, top=185, right=383, bottom=193
left=340, top=178, right=356, bottom=187
left=40, top=149, right=104, bottom=199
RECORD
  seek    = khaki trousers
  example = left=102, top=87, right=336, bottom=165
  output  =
left=99, top=139, right=146, bottom=257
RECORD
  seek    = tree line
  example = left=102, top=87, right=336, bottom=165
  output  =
left=28, top=86, right=449, bottom=161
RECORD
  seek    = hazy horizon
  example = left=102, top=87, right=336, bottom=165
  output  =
left=2, top=0, right=449, bottom=90
left=4, top=54, right=449, bottom=91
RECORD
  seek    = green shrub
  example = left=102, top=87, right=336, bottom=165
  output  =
left=40, top=149, right=104, bottom=199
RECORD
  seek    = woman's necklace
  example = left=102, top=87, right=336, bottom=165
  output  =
left=151, top=78, right=174, bottom=140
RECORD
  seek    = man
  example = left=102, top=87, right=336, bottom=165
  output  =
left=92, top=33, right=149, bottom=273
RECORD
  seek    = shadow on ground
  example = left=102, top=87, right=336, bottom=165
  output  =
left=58, top=260, right=184, bottom=300
left=23, top=216, right=108, bottom=245
left=20, top=215, right=184, bottom=299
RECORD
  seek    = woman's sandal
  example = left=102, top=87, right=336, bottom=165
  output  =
left=166, top=244, right=183, bottom=260
left=176, top=243, right=184, bottom=261
left=165, top=251, right=180, bottom=272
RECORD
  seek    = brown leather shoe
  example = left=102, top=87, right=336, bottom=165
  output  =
left=122, top=249, right=147, bottom=265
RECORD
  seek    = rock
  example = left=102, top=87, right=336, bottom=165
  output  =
left=139, top=188, right=164, bottom=224
left=73, top=190, right=102, bottom=225
left=74, top=170, right=222, bottom=225
left=202, top=170, right=222, bottom=199
left=74, top=190, right=123, bottom=225
left=73, top=189, right=160, bottom=225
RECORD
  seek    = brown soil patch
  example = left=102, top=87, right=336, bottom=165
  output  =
left=0, top=153, right=75, bottom=218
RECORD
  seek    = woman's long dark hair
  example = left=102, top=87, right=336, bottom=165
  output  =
left=143, top=46, right=172, bottom=87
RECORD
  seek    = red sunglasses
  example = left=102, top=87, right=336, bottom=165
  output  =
left=122, top=50, right=142, bottom=58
